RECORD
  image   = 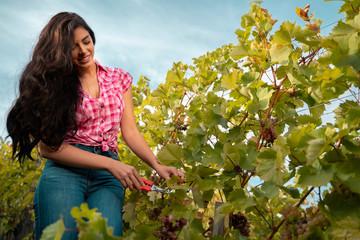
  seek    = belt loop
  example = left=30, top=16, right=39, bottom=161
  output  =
left=93, top=146, right=99, bottom=153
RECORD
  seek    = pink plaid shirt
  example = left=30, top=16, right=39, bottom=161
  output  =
left=65, top=60, right=132, bottom=153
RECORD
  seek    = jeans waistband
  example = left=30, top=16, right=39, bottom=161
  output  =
left=69, top=143, right=118, bottom=159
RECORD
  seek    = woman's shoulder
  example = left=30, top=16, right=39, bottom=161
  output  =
left=96, top=60, right=132, bottom=83
left=96, top=60, right=132, bottom=93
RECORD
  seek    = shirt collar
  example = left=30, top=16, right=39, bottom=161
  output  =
left=94, top=59, right=108, bottom=73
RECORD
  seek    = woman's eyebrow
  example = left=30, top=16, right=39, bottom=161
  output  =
left=82, top=35, right=90, bottom=41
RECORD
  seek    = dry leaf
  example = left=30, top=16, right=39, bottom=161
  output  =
left=261, top=8, right=270, bottom=16
left=270, top=19, right=278, bottom=25
left=261, top=8, right=277, bottom=25
left=296, top=4, right=315, bottom=21
left=306, top=22, right=320, bottom=31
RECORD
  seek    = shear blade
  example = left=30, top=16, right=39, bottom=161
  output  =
left=151, top=185, right=167, bottom=194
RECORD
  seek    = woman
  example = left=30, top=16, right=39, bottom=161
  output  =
left=6, top=12, right=184, bottom=239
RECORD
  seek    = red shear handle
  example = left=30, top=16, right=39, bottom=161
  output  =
left=141, top=177, right=153, bottom=186
left=132, top=177, right=153, bottom=191
left=140, top=185, right=152, bottom=192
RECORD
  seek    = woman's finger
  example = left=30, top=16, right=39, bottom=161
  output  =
left=133, top=170, right=145, bottom=186
left=130, top=174, right=142, bottom=192
left=178, top=169, right=185, bottom=179
left=119, top=178, right=128, bottom=189
left=124, top=177, right=134, bottom=191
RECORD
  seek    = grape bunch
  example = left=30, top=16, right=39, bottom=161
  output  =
left=282, top=205, right=301, bottom=221
left=153, top=214, right=187, bottom=240
left=174, top=120, right=188, bottom=131
left=230, top=212, right=250, bottom=237
left=280, top=205, right=329, bottom=240
left=146, top=207, right=162, bottom=221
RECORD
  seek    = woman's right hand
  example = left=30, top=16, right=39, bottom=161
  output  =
left=40, top=142, right=145, bottom=192
left=107, top=160, right=144, bottom=192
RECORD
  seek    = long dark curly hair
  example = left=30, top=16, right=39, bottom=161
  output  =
left=6, top=12, right=96, bottom=162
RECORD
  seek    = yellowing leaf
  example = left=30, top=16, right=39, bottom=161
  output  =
left=147, top=191, right=160, bottom=203
left=296, top=4, right=314, bottom=21
left=270, top=43, right=292, bottom=64
left=166, top=69, right=184, bottom=84
left=221, top=70, right=239, bottom=89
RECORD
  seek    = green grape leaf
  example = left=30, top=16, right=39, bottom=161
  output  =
left=306, top=138, right=327, bottom=165
left=255, top=148, right=283, bottom=184
left=247, top=99, right=268, bottom=114
left=331, top=216, right=360, bottom=239
left=40, top=216, right=65, bottom=240
left=134, top=223, right=161, bottom=240
left=198, top=176, right=220, bottom=191
left=230, top=44, right=249, bottom=60
left=122, top=202, right=137, bottom=227
left=297, top=164, right=335, bottom=187
left=342, top=139, right=360, bottom=154
left=241, top=71, right=260, bottom=84
left=157, top=143, right=182, bottom=167
left=319, top=192, right=360, bottom=224
left=279, top=186, right=300, bottom=199
left=239, top=144, right=257, bottom=170
left=345, top=106, right=360, bottom=128
left=194, top=165, right=218, bottom=178
left=192, top=186, right=206, bottom=209
left=261, top=181, right=279, bottom=199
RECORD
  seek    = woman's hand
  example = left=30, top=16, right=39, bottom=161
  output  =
left=153, top=163, right=185, bottom=181
left=107, top=160, right=144, bottom=192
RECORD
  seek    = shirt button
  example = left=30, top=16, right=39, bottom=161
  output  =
left=100, top=104, right=104, bottom=108
left=100, top=133, right=103, bottom=137
left=101, top=120, right=104, bottom=123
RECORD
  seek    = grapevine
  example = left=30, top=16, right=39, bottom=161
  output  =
left=2, top=0, right=360, bottom=239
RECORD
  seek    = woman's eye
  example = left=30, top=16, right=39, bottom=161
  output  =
left=84, top=41, right=90, bottom=45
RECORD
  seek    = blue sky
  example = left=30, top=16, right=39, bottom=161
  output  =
left=0, top=0, right=345, bottom=137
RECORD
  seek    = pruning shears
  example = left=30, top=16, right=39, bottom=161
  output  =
left=139, top=177, right=167, bottom=193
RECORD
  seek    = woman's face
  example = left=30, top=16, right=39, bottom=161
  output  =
left=71, top=27, right=95, bottom=71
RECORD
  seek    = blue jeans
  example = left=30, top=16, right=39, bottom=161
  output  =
left=34, top=144, right=125, bottom=239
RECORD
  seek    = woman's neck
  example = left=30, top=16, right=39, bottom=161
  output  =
left=77, top=62, right=97, bottom=79
left=78, top=62, right=100, bottom=98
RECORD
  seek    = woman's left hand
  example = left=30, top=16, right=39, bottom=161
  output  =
left=154, top=163, right=185, bottom=181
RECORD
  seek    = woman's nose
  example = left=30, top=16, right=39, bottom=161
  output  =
left=78, top=45, right=86, bottom=54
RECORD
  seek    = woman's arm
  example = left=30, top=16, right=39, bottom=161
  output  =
left=39, top=141, right=144, bottom=191
left=120, top=88, right=185, bottom=180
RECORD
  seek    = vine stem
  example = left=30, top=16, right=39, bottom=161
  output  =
left=267, top=187, right=315, bottom=240
left=168, top=90, right=196, bottom=143
left=218, top=189, right=224, bottom=203
left=241, top=171, right=254, bottom=188
left=238, top=111, right=249, bottom=128
left=174, top=91, right=195, bottom=122
left=290, top=153, right=303, bottom=166
left=306, top=48, right=321, bottom=67
left=256, top=75, right=288, bottom=150
left=255, top=206, right=272, bottom=229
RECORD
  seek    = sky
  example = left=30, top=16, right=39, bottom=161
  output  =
left=0, top=0, right=345, bottom=138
